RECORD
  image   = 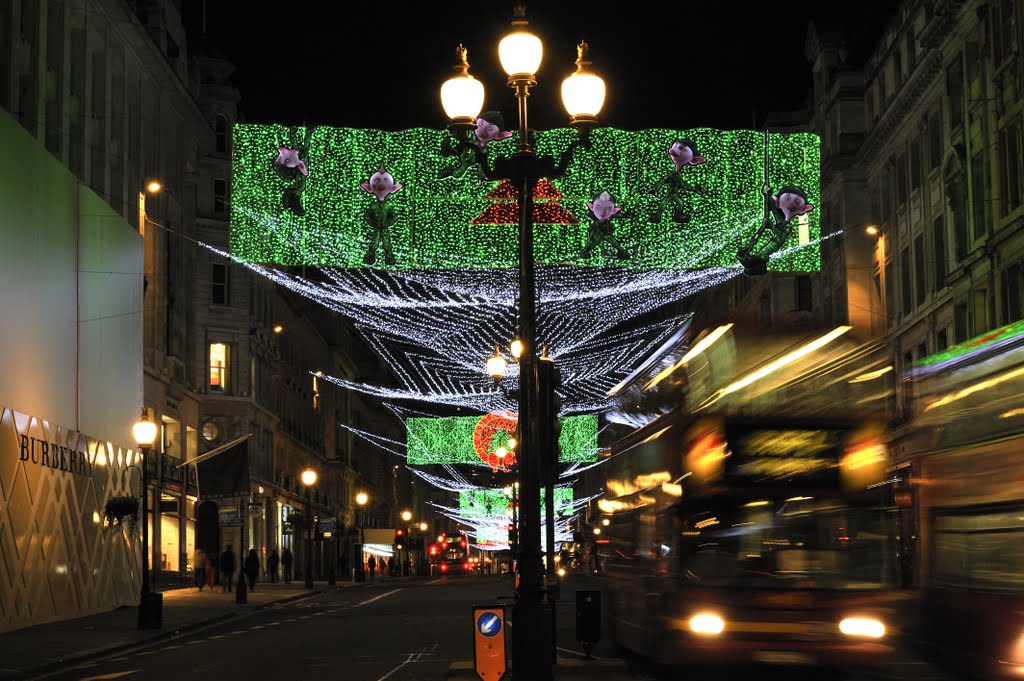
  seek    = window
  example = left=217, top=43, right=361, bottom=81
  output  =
left=209, top=343, right=230, bottom=393
left=901, top=248, right=913, bottom=314
left=885, top=262, right=895, bottom=323
left=795, top=276, right=812, bottom=311
left=215, top=115, right=229, bottom=153
left=966, top=41, right=982, bottom=101
left=893, top=49, right=903, bottom=89
left=1004, top=262, right=1023, bottom=323
left=933, top=215, right=946, bottom=289
left=954, top=302, right=969, bottom=342
left=914, top=234, right=926, bottom=306
left=971, top=152, right=986, bottom=240
left=928, top=114, right=943, bottom=172
left=881, top=169, right=893, bottom=221
left=896, top=153, right=908, bottom=205
left=993, top=0, right=1016, bottom=67
left=214, top=178, right=227, bottom=214
left=938, top=328, right=948, bottom=351
left=947, top=57, right=964, bottom=130
left=999, top=118, right=1022, bottom=215
left=211, top=263, right=229, bottom=305
left=313, top=375, right=321, bottom=412
left=905, top=28, right=916, bottom=72
left=910, top=137, right=922, bottom=192
left=974, top=288, right=989, bottom=334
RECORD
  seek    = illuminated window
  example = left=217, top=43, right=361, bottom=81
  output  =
left=312, top=374, right=321, bottom=412
left=209, top=343, right=229, bottom=393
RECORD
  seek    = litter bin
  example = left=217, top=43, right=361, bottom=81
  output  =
left=138, top=591, right=163, bottom=629
left=576, top=590, right=601, bottom=657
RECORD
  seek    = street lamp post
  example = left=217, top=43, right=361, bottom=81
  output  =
left=401, top=510, right=412, bottom=576
left=439, top=5, right=605, bottom=678
left=355, top=491, right=368, bottom=582
left=133, top=406, right=161, bottom=629
left=301, top=468, right=318, bottom=588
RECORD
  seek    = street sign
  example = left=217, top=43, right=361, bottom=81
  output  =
left=218, top=505, right=242, bottom=527
left=319, top=517, right=337, bottom=533
left=472, top=605, right=507, bottom=681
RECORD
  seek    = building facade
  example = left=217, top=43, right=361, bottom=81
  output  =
left=0, top=0, right=409, bottom=631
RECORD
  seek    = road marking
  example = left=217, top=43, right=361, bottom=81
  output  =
left=186, top=640, right=205, bottom=645
left=426, top=578, right=446, bottom=585
left=377, top=643, right=438, bottom=681
left=351, top=589, right=401, bottom=608
left=229, top=630, right=246, bottom=635
left=250, top=625, right=265, bottom=629
left=161, top=645, right=183, bottom=650
left=556, top=646, right=602, bottom=660
left=80, top=672, right=140, bottom=681
left=208, top=635, right=226, bottom=639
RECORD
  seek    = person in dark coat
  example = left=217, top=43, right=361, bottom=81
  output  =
left=220, top=545, right=236, bottom=592
left=267, top=548, right=279, bottom=584
left=367, top=555, right=377, bottom=580
left=281, top=547, right=293, bottom=584
left=244, top=548, right=260, bottom=591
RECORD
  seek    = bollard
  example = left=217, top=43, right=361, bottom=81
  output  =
left=576, top=590, right=601, bottom=658
left=236, top=573, right=247, bottom=604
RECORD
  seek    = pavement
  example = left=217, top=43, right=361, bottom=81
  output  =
left=0, top=576, right=639, bottom=681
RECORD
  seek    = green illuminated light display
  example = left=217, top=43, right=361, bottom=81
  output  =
left=406, top=413, right=598, bottom=465
left=459, top=488, right=574, bottom=519
left=231, top=124, right=820, bottom=271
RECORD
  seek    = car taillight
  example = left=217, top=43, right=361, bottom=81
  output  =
left=464, top=562, right=470, bottom=571
left=440, top=563, right=448, bottom=572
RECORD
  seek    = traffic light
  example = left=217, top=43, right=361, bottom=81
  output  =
left=508, top=523, right=515, bottom=547
left=394, top=527, right=405, bottom=550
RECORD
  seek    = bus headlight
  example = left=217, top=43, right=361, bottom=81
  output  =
left=839, top=617, right=885, bottom=638
left=689, top=612, right=725, bottom=635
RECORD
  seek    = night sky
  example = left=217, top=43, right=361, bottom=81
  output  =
left=184, top=2, right=899, bottom=132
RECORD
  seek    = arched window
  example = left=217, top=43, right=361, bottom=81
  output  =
left=215, top=114, right=229, bottom=153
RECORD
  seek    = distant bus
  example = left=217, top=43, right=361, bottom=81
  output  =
left=431, top=531, right=471, bottom=575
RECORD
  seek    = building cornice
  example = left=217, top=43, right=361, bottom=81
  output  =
left=859, top=51, right=943, bottom=162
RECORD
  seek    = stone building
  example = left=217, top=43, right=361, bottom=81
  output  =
left=0, top=0, right=408, bottom=631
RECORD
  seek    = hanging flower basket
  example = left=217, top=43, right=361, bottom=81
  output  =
left=104, top=495, right=139, bottom=532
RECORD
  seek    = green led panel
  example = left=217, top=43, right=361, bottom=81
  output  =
left=232, top=124, right=820, bottom=272
left=459, top=488, right=574, bottom=519
left=406, top=413, right=598, bottom=465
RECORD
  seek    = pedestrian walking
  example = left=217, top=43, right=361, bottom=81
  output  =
left=281, top=546, right=293, bottom=584
left=387, top=555, right=396, bottom=577
left=204, top=552, right=215, bottom=589
left=194, top=550, right=207, bottom=591
left=367, top=555, right=376, bottom=580
left=220, top=545, right=236, bottom=592
left=268, top=548, right=279, bottom=584
left=244, top=548, right=260, bottom=591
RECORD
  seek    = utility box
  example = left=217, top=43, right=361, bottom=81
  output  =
left=576, top=590, right=601, bottom=656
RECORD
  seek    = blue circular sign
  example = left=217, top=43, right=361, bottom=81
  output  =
left=476, top=611, right=502, bottom=638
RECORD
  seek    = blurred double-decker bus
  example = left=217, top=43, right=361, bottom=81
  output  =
left=897, top=319, right=1024, bottom=679
left=601, top=325, right=904, bottom=670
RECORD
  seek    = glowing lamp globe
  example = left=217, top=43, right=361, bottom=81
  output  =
left=356, top=492, right=368, bottom=506
left=486, top=346, right=507, bottom=379
left=562, top=72, right=605, bottom=117
left=499, top=31, right=543, bottom=78
left=301, top=469, right=317, bottom=487
left=133, top=406, right=158, bottom=447
left=561, top=41, right=605, bottom=127
left=441, top=46, right=485, bottom=123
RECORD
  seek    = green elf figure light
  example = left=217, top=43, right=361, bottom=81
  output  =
left=736, top=184, right=814, bottom=276
left=579, top=190, right=631, bottom=260
left=648, top=138, right=709, bottom=224
left=438, top=110, right=513, bottom=180
left=273, top=125, right=315, bottom=216
left=360, top=162, right=403, bottom=266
